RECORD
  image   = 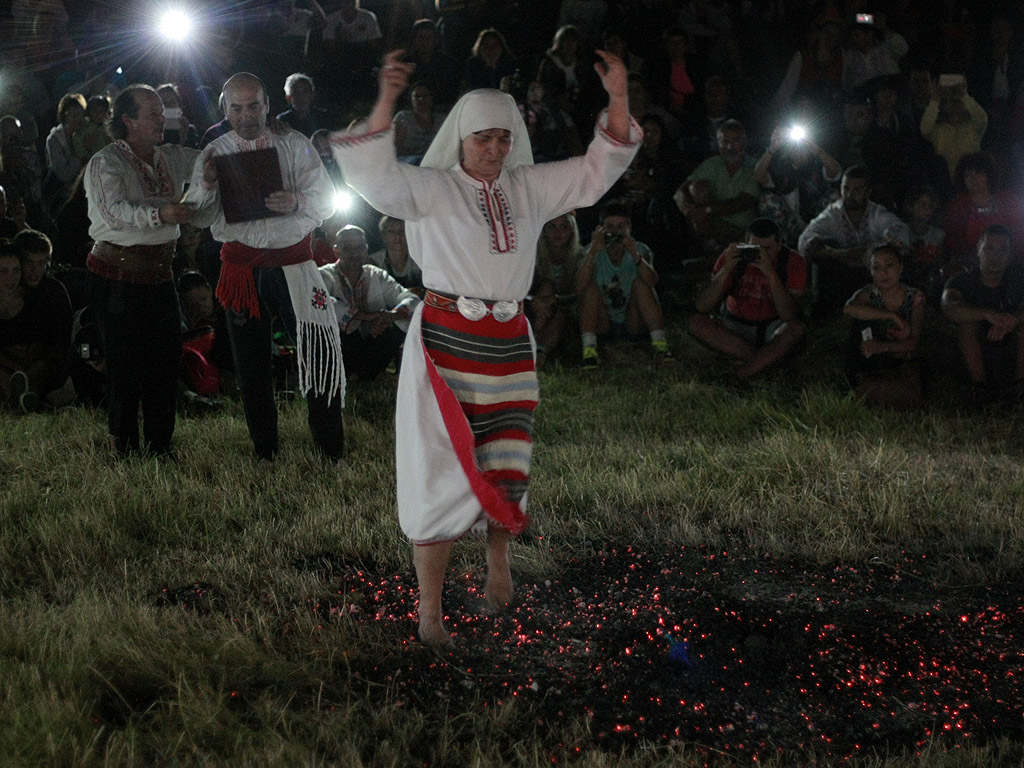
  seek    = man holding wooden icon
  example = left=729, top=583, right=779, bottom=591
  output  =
left=188, top=72, right=345, bottom=465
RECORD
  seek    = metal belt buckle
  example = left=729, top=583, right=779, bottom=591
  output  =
left=456, top=296, right=488, bottom=321
left=491, top=300, right=519, bottom=323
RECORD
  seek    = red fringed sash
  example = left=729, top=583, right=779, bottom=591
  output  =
left=217, top=235, right=313, bottom=319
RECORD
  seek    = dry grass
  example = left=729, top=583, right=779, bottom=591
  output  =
left=1, top=314, right=1022, bottom=766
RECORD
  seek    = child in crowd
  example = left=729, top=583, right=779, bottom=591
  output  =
left=843, top=244, right=925, bottom=409
left=901, top=185, right=946, bottom=301
left=577, top=201, right=670, bottom=367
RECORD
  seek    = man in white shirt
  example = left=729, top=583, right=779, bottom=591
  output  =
left=798, top=165, right=910, bottom=315
left=189, top=72, right=344, bottom=464
left=84, top=85, right=200, bottom=456
left=320, top=225, right=419, bottom=380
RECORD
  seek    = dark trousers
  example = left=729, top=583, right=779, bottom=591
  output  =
left=89, top=273, right=181, bottom=455
left=341, top=325, right=404, bottom=381
left=225, top=266, right=344, bottom=461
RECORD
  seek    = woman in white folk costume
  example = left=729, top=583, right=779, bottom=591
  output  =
left=331, top=50, right=640, bottom=647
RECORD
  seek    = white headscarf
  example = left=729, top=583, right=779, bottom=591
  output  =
left=420, top=88, right=533, bottom=171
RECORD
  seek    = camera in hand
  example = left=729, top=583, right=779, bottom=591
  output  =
left=736, top=244, right=760, bottom=263
left=604, top=232, right=625, bottom=246
left=80, top=342, right=102, bottom=361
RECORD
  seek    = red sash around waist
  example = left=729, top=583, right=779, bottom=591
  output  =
left=217, top=234, right=312, bottom=319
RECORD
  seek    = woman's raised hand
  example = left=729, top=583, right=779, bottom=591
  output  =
left=379, top=50, right=414, bottom=100
left=593, top=49, right=627, bottom=99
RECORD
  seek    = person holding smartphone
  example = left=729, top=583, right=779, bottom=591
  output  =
left=920, top=74, right=988, bottom=181
left=689, top=218, right=807, bottom=381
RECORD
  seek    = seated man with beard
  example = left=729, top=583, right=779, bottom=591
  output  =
left=798, top=165, right=910, bottom=316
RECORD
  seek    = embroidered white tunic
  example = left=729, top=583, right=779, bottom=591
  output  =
left=332, top=116, right=640, bottom=542
left=186, top=127, right=344, bottom=402
left=186, top=128, right=335, bottom=247
left=85, top=141, right=199, bottom=245
left=319, top=262, right=420, bottom=334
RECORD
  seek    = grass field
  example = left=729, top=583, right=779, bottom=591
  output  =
left=1, top=312, right=1023, bottom=767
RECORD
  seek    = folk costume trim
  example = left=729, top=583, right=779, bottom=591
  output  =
left=114, top=140, right=174, bottom=199
left=474, top=180, right=516, bottom=254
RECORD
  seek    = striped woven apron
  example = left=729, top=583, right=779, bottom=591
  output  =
left=418, top=303, right=538, bottom=535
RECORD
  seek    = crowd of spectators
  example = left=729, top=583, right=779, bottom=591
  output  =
left=2, top=0, right=1024, bottom=420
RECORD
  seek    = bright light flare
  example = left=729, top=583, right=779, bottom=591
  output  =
left=159, top=9, right=193, bottom=42
left=788, top=125, right=807, bottom=142
left=333, top=189, right=353, bottom=213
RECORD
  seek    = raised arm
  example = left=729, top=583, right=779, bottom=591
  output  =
left=366, top=50, right=414, bottom=134
left=594, top=50, right=629, bottom=142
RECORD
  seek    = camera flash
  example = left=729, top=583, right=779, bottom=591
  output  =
left=788, top=125, right=807, bottom=142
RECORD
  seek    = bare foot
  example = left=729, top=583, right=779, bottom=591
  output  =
left=418, top=617, right=455, bottom=649
left=484, top=561, right=514, bottom=611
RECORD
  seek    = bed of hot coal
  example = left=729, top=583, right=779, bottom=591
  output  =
left=298, top=544, right=1024, bottom=760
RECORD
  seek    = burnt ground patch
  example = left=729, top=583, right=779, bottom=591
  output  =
left=305, top=545, right=1024, bottom=763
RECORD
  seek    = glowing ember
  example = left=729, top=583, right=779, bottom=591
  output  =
left=294, top=547, right=1024, bottom=759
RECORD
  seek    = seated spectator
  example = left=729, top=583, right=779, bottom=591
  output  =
left=529, top=213, right=584, bottom=365
left=798, top=165, right=910, bottom=316
left=519, top=80, right=583, bottom=163
left=0, top=117, right=43, bottom=230
left=643, top=26, right=699, bottom=121
left=276, top=73, right=335, bottom=138
left=841, top=12, right=907, bottom=94
left=319, top=0, right=383, bottom=105
left=843, top=244, right=925, bottom=410
left=942, top=224, right=1024, bottom=405
left=72, top=96, right=111, bottom=161
left=178, top=271, right=233, bottom=398
left=44, top=93, right=87, bottom=217
left=901, top=185, right=947, bottom=302
left=674, top=118, right=760, bottom=259
left=1, top=232, right=74, bottom=410
left=156, top=84, right=200, bottom=148
left=829, top=91, right=902, bottom=210
left=626, top=74, right=680, bottom=146
left=681, top=76, right=746, bottom=166
left=867, top=74, right=951, bottom=204
left=754, top=122, right=842, bottom=243
left=537, top=25, right=602, bottom=130
left=405, top=18, right=461, bottom=108
left=368, top=216, right=423, bottom=294
left=0, top=241, right=29, bottom=409
left=576, top=201, right=670, bottom=367
left=393, top=82, right=447, bottom=163
left=320, top=225, right=419, bottom=381
left=611, top=114, right=684, bottom=262
left=943, top=152, right=1024, bottom=269
left=771, top=16, right=844, bottom=119
left=689, top=217, right=806, bottom=380
left=920, top=77, right=987, bottom=183
left=462, top=28, right=517, bottom=93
